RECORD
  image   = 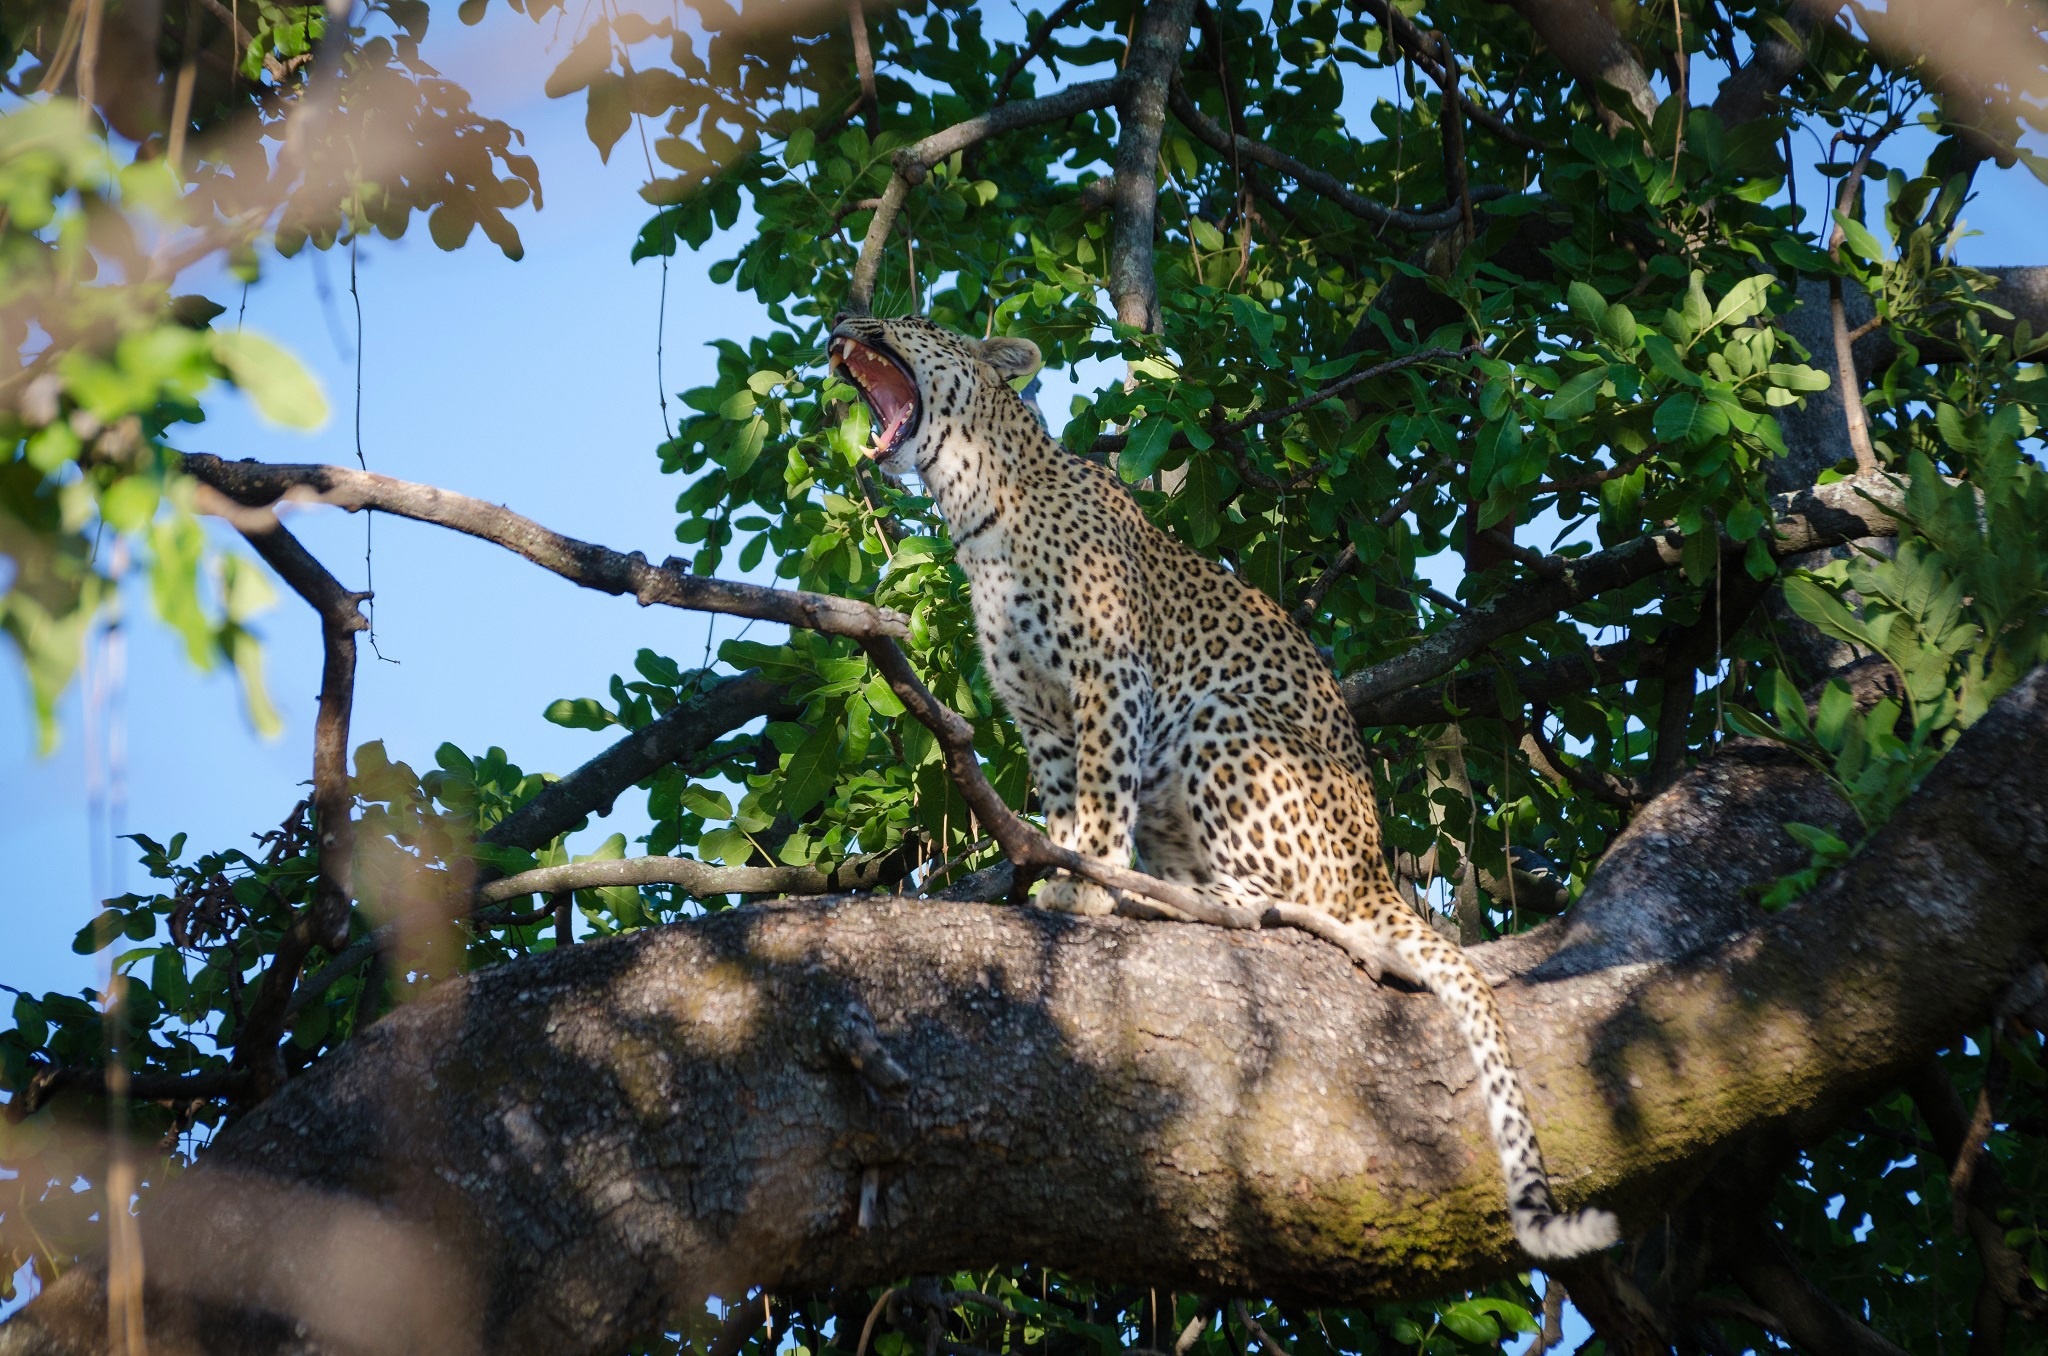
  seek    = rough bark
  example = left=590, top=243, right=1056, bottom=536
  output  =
left=1495, top=0, right=1657, bottom=132
left=7, top=668, right=2047, bottom=1356
left=1107, top=0, right=1195, bottom=333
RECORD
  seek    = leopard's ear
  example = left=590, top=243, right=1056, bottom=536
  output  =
left=976, top=335, right=1042, bottom=381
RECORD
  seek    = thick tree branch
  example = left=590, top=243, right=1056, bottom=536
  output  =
left=1339, top=473, right=1911, bottom=712
left=1495, top=0, right=1658, bottom=132
left=12, top=667, right=2046, bottom=1354
left=1712, top=0, right=1845, bottom=126
left=181, top=454, right=905, bottom=643
left=1108, top=0, right=1195, bottom=333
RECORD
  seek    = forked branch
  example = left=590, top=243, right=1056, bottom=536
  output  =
left=846, top=77, right=1126, bottom=312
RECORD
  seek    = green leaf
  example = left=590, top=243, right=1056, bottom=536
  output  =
left=213, top=332, right=329, bottom=429
left=1767, top=362, right=1830, bottom=392
left=1544, top=367, right=1607, bottom=422
left=1652, top=391, right=1729, bottom=445
left=1782, top=576, right=1874, bottom=649
left=1118, top=416, right=1176, bottom=482
left=1189, top=216, right=1226, bottom=252
left=1566, top=280, right=1609, bottom=330
left=1710, top=274, right=1775, bottom=329
left=779, top=721, right=841, bottom=819
left=1835, top=211, right=1887, bottom=263
left=544, top=697, right=617, bottom=730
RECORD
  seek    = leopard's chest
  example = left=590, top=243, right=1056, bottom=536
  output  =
left=964, top=558, right=1073, bottom=717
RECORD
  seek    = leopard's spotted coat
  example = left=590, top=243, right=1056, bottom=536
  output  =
left=829, top=314, right=1618, bottom=1260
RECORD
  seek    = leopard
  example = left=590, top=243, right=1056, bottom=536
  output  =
left=827, top=313, right=1620, bottom=1260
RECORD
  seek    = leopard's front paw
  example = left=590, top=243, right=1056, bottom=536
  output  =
left=1034, top=874, right=1117, bottom=917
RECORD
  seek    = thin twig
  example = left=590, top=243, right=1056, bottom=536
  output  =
left=992, top=0, right=1090, bottom=105
left=1230, top=1302, right=1295, bottom=1356
left=1091, top=346, right=1471, bottom=462
left=1827, top=111, right=1905, bottom=477
left=1168, top=84, right=1510, bottom=232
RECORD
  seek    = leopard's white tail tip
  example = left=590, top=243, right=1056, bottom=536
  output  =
left=1514, top=1206, right=1622, bottom=1260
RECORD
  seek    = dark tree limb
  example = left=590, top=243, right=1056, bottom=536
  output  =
left=1108, top=0, right=1196, bottom=333
left=12, top=1065, right=252, bottom=1118
left=1712, top=1206, right=1913, bottom=1356
left=1350, top=0, right=1550, bottom=152
left=1495, top=0, right=1658, bottom=132
left=1349, top=642, right=1657, bottom=728
left=12, top=667, right=2045, bottom=1354
left=1338, top=473, right=1912, bottom=713
left=224, top=500, right=370, bottom=953
left=481, top=673, right=799, bottom=854
left=1711, top=0, right=1845, bottom=126
left=182, top=454, right=906, bottom=643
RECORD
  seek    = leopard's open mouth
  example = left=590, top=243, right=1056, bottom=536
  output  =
left=827, top=331, right=922, bottom=461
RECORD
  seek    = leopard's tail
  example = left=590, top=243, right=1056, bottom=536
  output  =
left=1387, top=921, right=1621, bottom=1261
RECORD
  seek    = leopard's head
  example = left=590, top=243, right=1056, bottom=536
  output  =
left=827, top=314, right=1041, bottom=478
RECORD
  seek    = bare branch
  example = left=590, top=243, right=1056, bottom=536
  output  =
left=180, top=454, right=906, bottom=643
left=1523, top=707, right=1641, bottom=810
left=1229, top=1302, right=1294, bottom=1356
left=845, top=0, right=876, bottom=120
left=227, top=504, right=369, bottom=954
left=1827, top=112, right=1907, bottom=478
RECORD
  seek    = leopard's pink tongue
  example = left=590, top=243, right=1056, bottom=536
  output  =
left=854, top=350, right=914, bottom=456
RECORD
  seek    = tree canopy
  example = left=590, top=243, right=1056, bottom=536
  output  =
left=2, top=0, right=2048, bottom=1353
